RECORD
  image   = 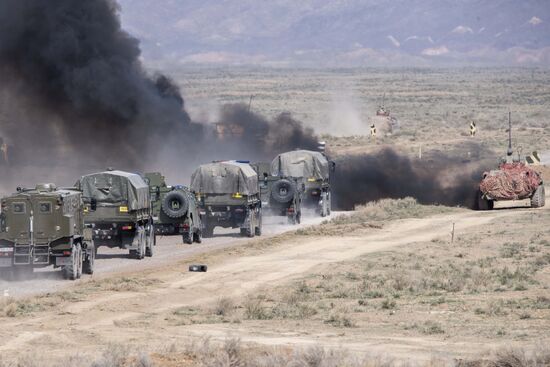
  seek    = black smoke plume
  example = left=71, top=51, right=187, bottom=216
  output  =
left=0, top=0, right=198, bottom=169
left=213, top=104, right=318, bottom=161
left=332, top=148, right=493, bottom=210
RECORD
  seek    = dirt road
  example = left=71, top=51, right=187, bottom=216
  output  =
left=0, top=212, right=336, bottom=298
left=1, top=204, right=542, bottom=363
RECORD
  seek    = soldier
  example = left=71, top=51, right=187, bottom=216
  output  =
left=470, top=121, right=477, bottom=137
left=370, top=123, right=377, bottom=140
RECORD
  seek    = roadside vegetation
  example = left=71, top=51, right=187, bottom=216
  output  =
left=168, top=206, right=549, bottom=347
left=296, top=197, right=457, bottom=236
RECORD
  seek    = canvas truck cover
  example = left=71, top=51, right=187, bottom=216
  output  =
left=190, top=161, right=259, bottom=195
left=270, top=150, right=329, bottom=180
left=76, top=170, right=150, bottom=210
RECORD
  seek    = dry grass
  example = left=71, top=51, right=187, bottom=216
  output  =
left=297, top=197, right=456, bottom=236
left=2, top=339, right=549, bottom=367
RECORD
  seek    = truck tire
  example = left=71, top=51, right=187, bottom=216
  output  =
left=531, top=185, right=545, bottom=208
left=83, top=242, right=95, bottom=275
left=477, top=190, right=493, bottom=211
left=63, top=243, right=82, bottom=280
left=145, top=224, right=154, bottom=257
left=255, top=211, right=262, bottom=236
left=183, top=230, right=193, bottom=244
left=193, top=229, right=202, bottom=244
left=161, top=191, right=189, bottom=219
left=130, top=227, right=146, bottom=260
left=320, top=192, right=328, bottom=217
left=271, top=179, right=296, bottom=204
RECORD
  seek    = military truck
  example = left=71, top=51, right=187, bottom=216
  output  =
left=75, top=170, right=155, bottom=259
left=0, top=184, right=94, bottom=280
left=252, top=162, right=304, bottom=224
left=270, top=150, right=335, bottom=217
left=144, top=172, right=201, bottom=244
left=191, top=161, right=262, bottom=238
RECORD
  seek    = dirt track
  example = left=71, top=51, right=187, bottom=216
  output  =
left=0, top=211, right=335, bottom=298
left=1, top=202, right=545, bottom=363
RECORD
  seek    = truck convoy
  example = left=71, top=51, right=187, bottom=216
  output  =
left=270, top=150, right=335, bottom=217
left=191, top=161, right=262, bottom=238
left=145, top=172, right=201, bottom=244
left=0, top=184, right=94, bottom=280
left=252, top=162, right=305, bottom=224
left=75, top=170, right=155, bottom=259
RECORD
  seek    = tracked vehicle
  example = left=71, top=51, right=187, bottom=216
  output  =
left=253, top=162, right=304, bottom=224
left=76, top=170, right=155, bottom=259
left=0, top=184, right=94, bottom=280
left=191, top=161, right=262, bottom=238
left=145, top=172, right=201, bottom=244
left=478, top=113, right=545, bottom=210
left=270, top=150, right=335, bottom=217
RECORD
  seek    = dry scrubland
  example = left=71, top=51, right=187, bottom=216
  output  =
left=1, top=69, right=549, bottom=366
left=176, top=67, right=550, bottom=158
left=1, top=199, right=549, bottom=366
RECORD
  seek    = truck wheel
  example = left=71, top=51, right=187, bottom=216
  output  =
left=477, top=191, right=493, bottom=211
left=271, top=179, right=296, bottom=203
left=320, top=193, right=328, bottom=217
left=146, top=224, right=154, bottom=257
left=161, top=191, right=189, bottom=218
left=531, top=185, right=545, bottom=208
left=63, top=243, right=82, bottom=280
left=255, top=214, right=262, bottom=236
left=131, top=228, right=145, bottom=260
left=83, top=243, right=95, bottom=275
left=287, top=214, right=296, bottom=225
left=193, top=229, right=202, bottom=244
left=183, top=230, right=193, bottom=244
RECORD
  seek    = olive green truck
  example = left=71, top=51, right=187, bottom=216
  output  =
left=0, top=184, right=94, bottom=280
left=75, top=170, right=155, bottom=259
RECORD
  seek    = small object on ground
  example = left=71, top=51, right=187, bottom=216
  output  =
left=189, top=264, right=208, bottom=272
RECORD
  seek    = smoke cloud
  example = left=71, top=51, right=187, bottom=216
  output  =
left=0, top=0, right=490, bottom=212
left=332, top=148, right=493, bottom=210
left=0, top=0, right=198, bottom=169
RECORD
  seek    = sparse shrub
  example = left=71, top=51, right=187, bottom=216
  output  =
left=213, top=297, right=234, bottom=316
left=421, top=321, right=444, bottom=335
left=381, top=298, right=396, bottom=310
left=244, top=297, right=271, bottom=320
left=324, top=313, right=355, bottom=328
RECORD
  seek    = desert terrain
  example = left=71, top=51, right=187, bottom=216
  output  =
left=0, top=68, right=549, bottom=366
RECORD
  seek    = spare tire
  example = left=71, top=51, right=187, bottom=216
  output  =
left=271, top=179, right=296, bottom=204
left=162, top=190, right=189, bottom=218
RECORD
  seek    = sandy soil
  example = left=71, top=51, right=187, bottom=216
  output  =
left=1, top=201, right=546, bottom=363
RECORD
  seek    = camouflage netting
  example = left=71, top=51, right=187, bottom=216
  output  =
left=76, top=170, right=150, bottom=210
left=480, top=163, right=542, bottom=200
left=270, top=150, right=329, bottom=180
left=190, top=161, right=259, bottom=195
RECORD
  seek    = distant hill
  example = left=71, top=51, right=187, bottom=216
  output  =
left=118, top=0, right=550, bottom=66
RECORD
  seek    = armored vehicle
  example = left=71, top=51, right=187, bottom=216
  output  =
left=270, top=150, right=335, bottom=217
left=75, top=170, right=155, bottom=259
left=0, top=184, right=94, bottom=280
left=145, top=172, right=201, bottom=244
left=478, top=113, right=545, bottom=210
left=191, top=161, right=262, bottom=238
left=252, top=162, right=304, bottom=224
